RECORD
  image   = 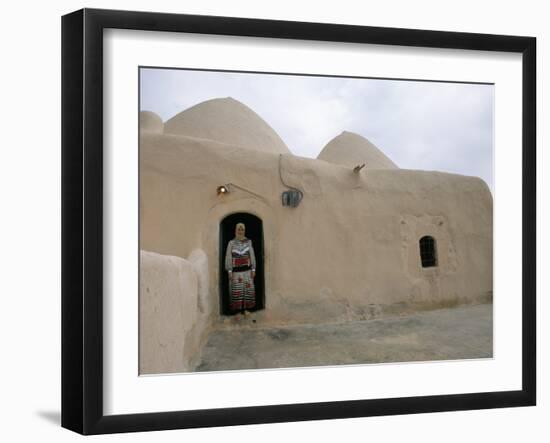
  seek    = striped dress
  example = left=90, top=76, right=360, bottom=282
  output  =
left=225, top=237, right=256, bottom=312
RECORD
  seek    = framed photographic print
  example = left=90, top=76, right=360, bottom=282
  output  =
left=61, top=8, right=536, bottom=435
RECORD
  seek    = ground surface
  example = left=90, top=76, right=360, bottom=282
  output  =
left=196, top=303, right=493, bottom=372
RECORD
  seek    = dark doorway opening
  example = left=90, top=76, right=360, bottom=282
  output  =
left=219, top=213, right=265, bottom=315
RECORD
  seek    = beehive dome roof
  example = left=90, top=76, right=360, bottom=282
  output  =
left=163, top=97, right=290, bottom=154
left=140, top=111, right=164, bottom=134
left=318, top=131, right=398, bottom=169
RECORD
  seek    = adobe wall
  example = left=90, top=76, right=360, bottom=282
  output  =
left=139, top=249, right=214, bottom=374
left=140, top=132, right=492, bottom=326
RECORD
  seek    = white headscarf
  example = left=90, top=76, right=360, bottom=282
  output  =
left=235, top=222, right=246, bottom=241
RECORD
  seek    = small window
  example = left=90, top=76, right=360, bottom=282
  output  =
left=419, top=236, right=437, bottom=268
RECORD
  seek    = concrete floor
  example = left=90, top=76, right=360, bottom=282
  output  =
left=196, top=303, right=493, bottom=372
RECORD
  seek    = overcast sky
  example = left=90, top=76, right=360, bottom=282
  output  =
left=140, top=68, right=494, bottom=192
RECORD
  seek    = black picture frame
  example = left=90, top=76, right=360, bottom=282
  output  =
left=61, top=8, right=536, bottom=435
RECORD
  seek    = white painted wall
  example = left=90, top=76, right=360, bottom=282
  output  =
left=0, top=1, right=546, bottom=442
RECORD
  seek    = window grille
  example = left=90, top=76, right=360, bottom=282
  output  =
left=419, top=236, right=437, bottom=267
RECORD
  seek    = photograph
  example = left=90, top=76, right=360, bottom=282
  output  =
left=138, top=67, right=494, bottom=375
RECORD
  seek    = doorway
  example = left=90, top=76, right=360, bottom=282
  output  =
left=219, top=213, right=265, bottom=315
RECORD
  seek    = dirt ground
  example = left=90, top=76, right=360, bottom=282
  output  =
left=196, top=303, right=493, bottom=372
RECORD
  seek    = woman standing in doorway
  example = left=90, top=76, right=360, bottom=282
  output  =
left=225, top=223, right=256, bottom=313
